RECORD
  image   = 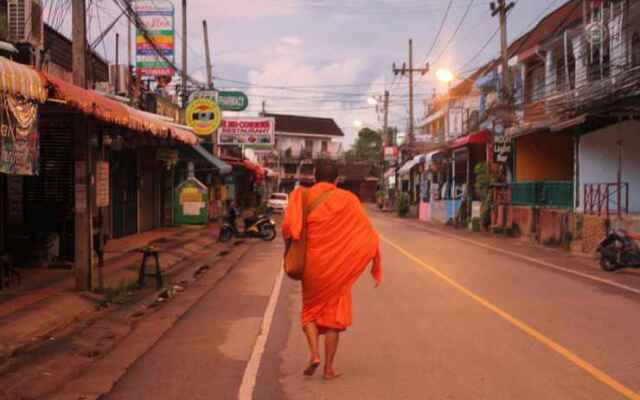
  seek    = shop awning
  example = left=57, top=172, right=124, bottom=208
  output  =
left=223, top=158, right=266, bottom=180
left=450, top=129, right=490, bottom=148
left=190, top=144, right=232, bottom=175
left=550, top=114, right=588, bottom=132
left=426, top=150, right=445, bottom=164
left=384, top=167, right=396, bottom=179
left=0, top=56, right=47, bottom=102
left=398, top=159, right=418, bottom=177
left=42, top=73, right=198, bottom=145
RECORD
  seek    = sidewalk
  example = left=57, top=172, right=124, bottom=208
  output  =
left=0, top=224, right=221, bottom=362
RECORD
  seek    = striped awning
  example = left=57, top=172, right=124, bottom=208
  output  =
left=0, top=56, right=47, bottom=102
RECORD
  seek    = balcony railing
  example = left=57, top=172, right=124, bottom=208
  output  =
left=511, top=181, right=574, bottom=209
left=584, top=182, right=629, bottom=218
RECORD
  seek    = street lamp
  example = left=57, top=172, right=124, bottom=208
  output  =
left=436, top=68, right=454, bottom=84
left=367, top=97, right=378, bottom=106
left=353, top=120, right=364, bottom=128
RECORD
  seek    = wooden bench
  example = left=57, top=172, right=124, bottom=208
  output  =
left=136, top=246, right=163, bottom=289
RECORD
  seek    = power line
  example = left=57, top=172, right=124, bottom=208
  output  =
left=423, top=0, right=453, bottom=63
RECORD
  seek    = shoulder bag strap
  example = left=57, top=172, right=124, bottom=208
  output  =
left=307, top=190, right=333, bottom=215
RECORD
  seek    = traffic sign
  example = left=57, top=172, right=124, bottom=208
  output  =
left=218, top=91, right=249, bottom=112
left=185, top=98, right=222, bottom=137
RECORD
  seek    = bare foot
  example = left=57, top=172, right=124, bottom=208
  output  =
left=303, top=358, right=321, bottom=376
left=323, top=370, right=342, bottom=380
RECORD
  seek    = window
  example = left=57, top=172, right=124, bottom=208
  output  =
left=526, top=64, right=546, bottom=103
left=305, top=139, right=314, bottom=150
left=321, top=141, right=328, bottom=152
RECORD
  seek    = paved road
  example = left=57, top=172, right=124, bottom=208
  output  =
left=105, top=212, right=640, bottom=400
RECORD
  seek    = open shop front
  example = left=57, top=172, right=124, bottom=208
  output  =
left=424, top=130, right=488, bottom=224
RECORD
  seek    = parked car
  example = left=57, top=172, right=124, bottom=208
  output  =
left=267, top=193, right=289, bottom=213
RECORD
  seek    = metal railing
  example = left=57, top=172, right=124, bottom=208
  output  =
left=584, top=182, right=629, bottom=218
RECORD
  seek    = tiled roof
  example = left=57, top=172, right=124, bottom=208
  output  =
left=263, top=113, right=344, bottom=137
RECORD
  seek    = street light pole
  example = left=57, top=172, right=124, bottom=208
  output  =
left=491, top=0, right=515, bottom=101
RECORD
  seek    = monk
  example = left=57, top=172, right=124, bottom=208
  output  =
left=282, top=160, right=382, bottom=380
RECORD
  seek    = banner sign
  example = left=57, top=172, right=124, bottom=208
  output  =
left=218, top=117, right=275, bottom=148
left=0, top=97, right=39, bottom=175
left=135, top=0, right=175, bottom=77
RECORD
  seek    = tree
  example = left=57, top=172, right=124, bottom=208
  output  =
left=348, top=128, right=383, bottom=162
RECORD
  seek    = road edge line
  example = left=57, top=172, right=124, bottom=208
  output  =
left=381, top=236, right=640, bottom=400
left=238, top=264, right=285, bottom=400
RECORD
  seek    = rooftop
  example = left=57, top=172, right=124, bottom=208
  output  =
left=263, top=113, right=344, bottom=137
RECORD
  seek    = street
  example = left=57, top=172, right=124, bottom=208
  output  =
left=103, top=211, right=640, bottom=400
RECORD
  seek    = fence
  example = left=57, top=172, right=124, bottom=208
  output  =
left=584, top=182, right=629, bottom=218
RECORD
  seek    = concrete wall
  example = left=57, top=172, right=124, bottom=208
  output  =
left=516, top=131, right=573, bottom=182
left=578, top=120, right=640, bottom=213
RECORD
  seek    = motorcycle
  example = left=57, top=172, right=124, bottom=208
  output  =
left=597, top=229, right=640, bottom=272
left=218, top=213, right=277, bottom=243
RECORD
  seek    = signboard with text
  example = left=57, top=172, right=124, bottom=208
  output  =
left=493, top=135, right=512, bottom=163
left=218, top=91, right=249, bottom=111
left=218, top=117, right=275, bottom=148
left=135, top=0, right=175, bottom=77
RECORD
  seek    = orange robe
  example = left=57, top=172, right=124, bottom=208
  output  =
left=282, top=182, right=382, bottom=333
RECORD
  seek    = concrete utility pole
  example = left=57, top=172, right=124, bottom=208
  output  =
left=383, top=90, right=390, bottom=145
left=181, top=0, right=188, bottom=109
left=115, top=33, right=120, bottom=94
left=491, top=0, right=515, bottom=100
left=393, top=39, right=429, bottom=150
left=127, top=0, right=132, bottom=71
left=72, top=0, right=93, bottom=291
left=202, top=20, right=214, bottom=89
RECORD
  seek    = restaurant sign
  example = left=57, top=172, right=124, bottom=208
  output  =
left=218, top=117, right=275, bottom=148
left=0, top=97, right=39, bottom=175
left=384, top=146, right=399, bottom=162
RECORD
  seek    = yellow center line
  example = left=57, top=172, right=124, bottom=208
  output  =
left=380, top=235, right=640, bottom=400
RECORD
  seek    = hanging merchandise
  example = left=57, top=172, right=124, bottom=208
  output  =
left=0, top=95, right=39, bottom=175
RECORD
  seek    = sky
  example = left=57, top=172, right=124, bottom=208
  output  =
left=50, top=0, right=563, bottom=148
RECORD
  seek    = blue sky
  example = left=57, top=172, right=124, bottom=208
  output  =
left=57, top=0, right=563, bottom=147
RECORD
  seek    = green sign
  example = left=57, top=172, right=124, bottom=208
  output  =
left=218, top=91, right=249, bottom=112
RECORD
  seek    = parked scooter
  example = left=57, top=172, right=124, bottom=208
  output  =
left=597, top=229, right=640, bottom=271
left=218, top=210, right=277, bottom=243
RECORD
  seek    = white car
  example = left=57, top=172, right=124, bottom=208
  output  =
left=267, top=193, right=289, bottom=213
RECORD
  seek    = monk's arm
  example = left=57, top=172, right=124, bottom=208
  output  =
left=282, top=188, right=303, bottom=240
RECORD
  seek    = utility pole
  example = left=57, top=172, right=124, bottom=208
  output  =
left=202, top=20, right=214, bottom=89
left=72, top=0, right=92, bottom=291
left=115, top=33, right=120, bottom=95
left=491, top=0, right=515, bottom=101
left=181, top=0, right=188, bottom=110
left=127, top=0, right=132, bottom=70
left=393, top=38, right=429, bottom=151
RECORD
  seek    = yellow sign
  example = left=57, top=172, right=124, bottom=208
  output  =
left=186, top=98, right=221, bottom=137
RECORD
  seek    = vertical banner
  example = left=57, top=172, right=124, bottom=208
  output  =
left=0, top=97, right=39, bottom=175
left=135, top=0, right=176, bottom=77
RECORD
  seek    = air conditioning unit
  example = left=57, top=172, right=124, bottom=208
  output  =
left=7, top=0, right=43, bottom=49
left=109, top=64, right=131, bottom=95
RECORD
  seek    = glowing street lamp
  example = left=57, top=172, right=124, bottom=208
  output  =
left=367, top=97, right=378, bottom=106
left=353, top=120, right=364, bottom=128
left=436, top=68, right=454, bottom=83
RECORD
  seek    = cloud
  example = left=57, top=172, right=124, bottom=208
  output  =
left=236, top=38, right=380, bottom=148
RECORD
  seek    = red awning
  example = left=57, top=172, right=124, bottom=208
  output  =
left=450, top=129, right=490, bottom=148
left=41, top=73, right=198, bottom=145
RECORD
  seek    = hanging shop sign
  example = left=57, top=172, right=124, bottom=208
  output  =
left=218, top=91, right=249, bottom=112
left=218, top=117, right=275, bottom=148
left=384, top=146, right=399, bottom=162
left=135, top=0, right=175, bottom=77
left=96, top=161, right=110, bottom=208
left=493, top=135, right=512, bottom=164
left=0, top=96, right=39, bottom=175
left=185, top=98, right=222, bottom=137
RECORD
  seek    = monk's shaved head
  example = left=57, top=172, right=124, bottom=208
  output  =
left=315, top=160, right=339, bottom=183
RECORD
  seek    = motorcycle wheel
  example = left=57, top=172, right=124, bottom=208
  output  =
left=219, top=227, right=233, bottom=243
left=600, top=253, right=619, bottom=272
left=260, top=225, right=277, bottom=241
